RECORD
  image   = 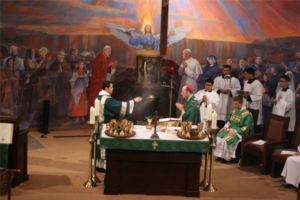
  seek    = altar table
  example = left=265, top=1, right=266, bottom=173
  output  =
left=98, top=125, right=210, bottom=197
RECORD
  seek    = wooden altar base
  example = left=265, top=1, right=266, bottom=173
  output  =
left=104, top=149, right=201, bottom=197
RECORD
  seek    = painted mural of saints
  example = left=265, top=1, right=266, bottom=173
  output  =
left=105, top=23, right=192, bottom=51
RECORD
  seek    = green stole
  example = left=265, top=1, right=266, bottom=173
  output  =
left=182, top=95, right=201, bottom=125
left=98, top=95, right=130, bottom=123
left=217, top=108, right=254, bottom=147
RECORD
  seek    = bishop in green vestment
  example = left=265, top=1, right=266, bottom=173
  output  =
left=214, top=96, right=254, bottom=161
left=176, top=85, right=201, bottom=125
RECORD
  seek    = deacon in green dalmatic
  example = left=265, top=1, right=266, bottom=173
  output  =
left=176, top=85, right=201, bottom=125
left=214, top=96, right=254, bottom=161
left=97, top=81, right=143, bottom=123
left=96, top=81, right=142, bottom=171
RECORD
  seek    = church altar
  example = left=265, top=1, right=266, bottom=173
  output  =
left=97, top=125, right=210, bottom=197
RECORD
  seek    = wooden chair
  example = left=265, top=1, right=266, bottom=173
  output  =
left=271, top=120, right=300, bottom=177
left=240, top=113, right=290, bottom=174
left=235, top=108, right=259, bottom=160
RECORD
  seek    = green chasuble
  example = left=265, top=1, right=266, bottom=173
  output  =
left=98, top=94, right=130, bottom=123
left=182, top=95, right=201, bottom=125
left=217, top=108, right=254, bottom=147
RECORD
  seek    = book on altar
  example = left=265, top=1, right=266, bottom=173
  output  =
left=237, top=90, right=250, bottom=95
left=0, top=123, right=14, bottom=144
left=159, top=118, right=181, bottom=122
left=281, top=150, right=296, bottom=155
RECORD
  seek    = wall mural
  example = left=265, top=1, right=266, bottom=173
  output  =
left=0, top=0, right=300, bottom=130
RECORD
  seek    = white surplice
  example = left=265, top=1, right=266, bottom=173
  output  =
left=177, top=57, right=202, bottom=104
left=281, top=146, right=300, bottom=188
left=243, top=79, right=263, bottom=125
left=272, top=88, right=296, bottom=131
left=213, top=76, right=241, bottom=121
left=194, top=89, right=219, bottom=131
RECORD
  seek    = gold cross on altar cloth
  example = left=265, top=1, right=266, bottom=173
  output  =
left=152, top=142, right=158, bottom=150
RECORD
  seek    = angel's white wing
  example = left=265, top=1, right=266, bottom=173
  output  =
left=167, top=27, right=192, bottom=46
left=105, top=23, right=142, bottom=49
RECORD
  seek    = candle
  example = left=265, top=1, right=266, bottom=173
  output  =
left=169, top=61, right=175, bottom=75
left=212, top=111, right=217, bottom=129
left=90, top=107, right=95, bottom=124
left=94, top=98, right=100, bottom=116
left=207, top=104, right=212, bottom=120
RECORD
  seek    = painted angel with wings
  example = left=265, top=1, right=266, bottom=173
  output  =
left=105, top=23, right=192, bottom=51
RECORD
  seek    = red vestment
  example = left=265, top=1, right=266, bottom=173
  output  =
left=89, top=53, right=112, bottom=108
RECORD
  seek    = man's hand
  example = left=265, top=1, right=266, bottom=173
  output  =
left=294, top=67, right=299, bottom=74
left=218, top=127, right=227, bottom=133
left=112, top=61, right=117, bottom=69
left=134, top=97, right=143, bottom=103
left=227, top=129, right=236, bottom=136
left=278, top=95, right=282, bottom=101
left=238, top=73, right=242, bottom=79
left=202, top=95, right=207, bottom=102
left=182, top=61, right=187, bottom=69
left=108, top=62, right=115, bottom=67
left=293, top=152, right=300, bottom=156
left=239, top=93, right=248, bottom=98
left=220, top=89, right=229, bottom=94
left=175, top=102, right=184, bottom=111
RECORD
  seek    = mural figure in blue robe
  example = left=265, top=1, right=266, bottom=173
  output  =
left=105, top=23, right=192, bottom=51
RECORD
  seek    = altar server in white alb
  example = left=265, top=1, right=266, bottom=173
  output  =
left=240, top=67, right=263, bottom=131
left=214, top=65, right=241, bottom=127
left=281, top=146, right=300, bottom=188
left=194, top=78, right=219, bottom=131
left=177, top=49, right=202, bottom=106
left=272, top=75, right=296, bottom=147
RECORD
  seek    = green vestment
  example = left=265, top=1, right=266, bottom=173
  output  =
left=217, top=108, right=254, bottom=147
left=182, top=95, right=201, bottom=125
left=98, top=95, right=130, bottom=123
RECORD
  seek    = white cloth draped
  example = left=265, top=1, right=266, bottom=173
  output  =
left=243, top=80, right=263, bottom=125
left=272, top=88, right=296, bottom=131
left=194, top=89, right=219, bottom=131
left=213, top=76, right=241, bottom=121
left=281, top=154, right=300, bottom=188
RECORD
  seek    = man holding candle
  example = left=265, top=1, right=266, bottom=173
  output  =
left=214, top=96, right=254, bottom=162
left=194, top=79, right=219, bottom=131
left=214, top=65, right=241, bottom=128
left=176, top=85, right=201, bottom=125
left=177, top=49, right=202, bottom=117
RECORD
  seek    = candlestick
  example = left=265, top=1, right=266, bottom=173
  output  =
left=94, top=99, right=100, bottom=116
left=207, top=104, right=212, bottom=120
left=90, top=107, right=95, bottom=124
left=212, top=111, right=217, bottom=129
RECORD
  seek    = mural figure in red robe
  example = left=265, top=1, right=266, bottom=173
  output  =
left=89, top=45, right=117, bottom=110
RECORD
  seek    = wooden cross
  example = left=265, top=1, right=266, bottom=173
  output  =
left=159, top=0, right=169, bottom=55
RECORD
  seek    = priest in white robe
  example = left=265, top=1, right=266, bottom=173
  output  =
left=281, top=146, right=300, bottom=188
left=272, top=75, right=296, bottom=147
left=194, top=78, right=219, bottom=132
left=240, top=67, right=263, bottom=132
left=177, top=49, right=202, bottom=116
left=214, top=65, right=241, bottom=127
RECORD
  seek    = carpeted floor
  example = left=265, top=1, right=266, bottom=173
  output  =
left=10, top=130, right=297, bottom=200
